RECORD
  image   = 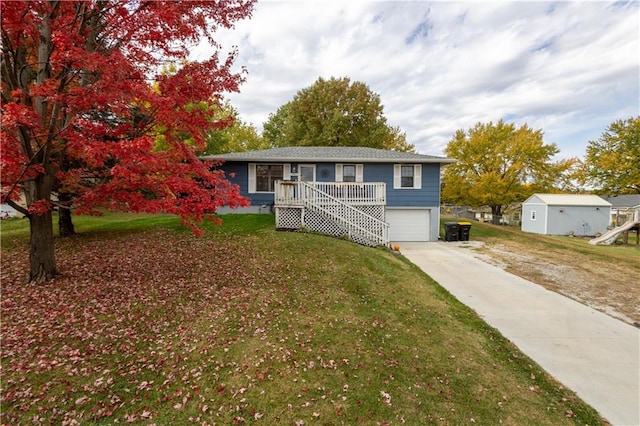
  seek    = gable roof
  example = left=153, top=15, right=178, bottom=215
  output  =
left=201, top=146, right=456, bottom=164
left=524, top=194, right=612, bottom=207
left=598, top=194, right=640, bottom=209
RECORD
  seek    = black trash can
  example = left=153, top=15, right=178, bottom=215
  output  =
left=444, top=222, right=459, bottom=242
left=458, top=222, right=472, bottom=241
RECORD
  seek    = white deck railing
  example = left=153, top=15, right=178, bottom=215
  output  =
left=274, top=181, right=389, bottom=247
left=274, top=181, right=386, bottom=207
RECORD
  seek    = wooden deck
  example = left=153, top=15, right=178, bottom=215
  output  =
left=273, top=181, right=388, bottom=247
left=274, top=181, right=386, bottom=207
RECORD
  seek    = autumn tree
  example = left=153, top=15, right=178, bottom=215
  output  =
left=0, top=0, right=255, bottom=283
left=442, top=120, right=575, bottom=220
left=200, top=101, right=267, bottom=155
left=581, top=116, right=640, bottom=194
left=262, top=77, right=414, bottom=152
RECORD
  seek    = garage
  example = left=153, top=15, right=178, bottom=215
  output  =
left=386, top=208, right=431, bottom=241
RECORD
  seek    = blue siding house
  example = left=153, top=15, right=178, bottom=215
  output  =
left=202, top=147, right=455, bottom=245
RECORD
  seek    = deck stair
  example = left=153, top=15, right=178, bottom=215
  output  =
left=274, top=181, right=389, bottom=247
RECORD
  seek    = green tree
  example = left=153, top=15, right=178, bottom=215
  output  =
left=442, top=120, right=575, bottom=219
left=200, top=102, right=267, bottom=154
left=263, top=102, right=292, bottom=148
left=582, top=116, right=640, bottom=194
left=262, top=77, right=414, bottom=152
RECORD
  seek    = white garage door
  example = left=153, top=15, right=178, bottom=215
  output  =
left=386, top=209, right=431, bottom=241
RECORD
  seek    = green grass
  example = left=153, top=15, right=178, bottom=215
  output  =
left=0, top=212, right=275, bottom=249
left=1, top=213, right=605, bottom=425
left=1, top=212, right=181, bottom=247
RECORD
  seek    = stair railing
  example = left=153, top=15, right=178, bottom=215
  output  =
left=275, top=181, right=388, bottom=246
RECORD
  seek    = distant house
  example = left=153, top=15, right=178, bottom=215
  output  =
left=0, top=203, right=19, bottom=219
left=521, top=194, right=611, bottom=236
left=471, top=205, right=521, bottom=225
left=599, top=194, right=640, bottom=226
left=203, top=147, right=455, bottom=245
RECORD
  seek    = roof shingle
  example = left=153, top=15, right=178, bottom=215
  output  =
left=525, top=194, right=612, bottom=206
left=201, top=146, right=456, bottom=164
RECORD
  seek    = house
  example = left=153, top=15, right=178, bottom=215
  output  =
left=202, top=146, right=456, bottom=245
left=598, top=194, right=640, bottom=226
left=521, top=194, right=612, bottom=236
left=0, top=203, right=19, bottom=218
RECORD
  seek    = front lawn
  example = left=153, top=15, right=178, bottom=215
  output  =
left=1, top=213, right=604, bottom=425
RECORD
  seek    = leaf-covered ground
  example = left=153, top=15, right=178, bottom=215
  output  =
left=1, top=219, right=604, bottom=425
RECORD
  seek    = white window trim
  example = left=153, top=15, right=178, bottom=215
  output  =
left=335, top=164, right=363, bottom=182
left=298, top=164, right=316, bottom=182
left=248, top=163, right=291, bottom=193
left=393, top=164, right=422, bottom=189
left=530, top=210, right=537, bottom=221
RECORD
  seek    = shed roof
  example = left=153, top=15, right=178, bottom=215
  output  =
left=201, top=146, right=456, bottom=164
left=524, top=194, right=612, bottom=207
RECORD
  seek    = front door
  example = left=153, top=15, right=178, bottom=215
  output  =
left=299, top=164, right=315, bottom=182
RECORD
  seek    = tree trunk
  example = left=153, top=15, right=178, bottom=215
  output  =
left=58, top=192, right=75, bottom=237
left=28, top=211, right=58, bottom=283
left=58, top=208, right=75, bottom=237
left=491, top=205, right=503, bottom=225
left=24, top=5, right=59, bottom=284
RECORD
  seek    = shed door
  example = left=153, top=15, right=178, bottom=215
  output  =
left=386, top=209, right=431, bottom=241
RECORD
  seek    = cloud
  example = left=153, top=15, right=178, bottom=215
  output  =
left=194, top=0, right=639, bottom=159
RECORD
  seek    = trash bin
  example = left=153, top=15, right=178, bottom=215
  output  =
left=458, top=222, right=472, bottom=241
left=444, top=222, right=459, bottom=242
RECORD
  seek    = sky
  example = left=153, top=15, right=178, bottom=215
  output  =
left=193, top=0, right=639, bottom=159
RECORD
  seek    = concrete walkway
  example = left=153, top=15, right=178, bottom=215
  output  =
left=400, top=241, right=640, bottom=426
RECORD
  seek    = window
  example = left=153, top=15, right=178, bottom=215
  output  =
left=248, top=163, right=291, bottom=193
left=299, top=164, right=315, bottom=182
left=335, top=164, right=363, bottom=182
left=393, top=164, right=422, bottom=189
left=401, top=165, right=414, bottom=187
left=247, top=163, right=291, bottom=194
left=342, top=165, right=356, bottom=182
left=256, top=164, right=283, bottom=192
left=531, top=210, right=537, bottom=220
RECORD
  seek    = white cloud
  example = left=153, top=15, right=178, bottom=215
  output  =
left=194, top=0, right=639, bottom=159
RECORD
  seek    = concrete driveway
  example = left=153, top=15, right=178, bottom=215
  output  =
left=400, top=241, right=640, bottom=426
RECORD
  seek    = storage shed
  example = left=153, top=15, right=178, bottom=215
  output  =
left=521, top=194, right=611, bottom=236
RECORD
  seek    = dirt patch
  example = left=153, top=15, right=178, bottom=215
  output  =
left=464, top=240, right=640, bottom=325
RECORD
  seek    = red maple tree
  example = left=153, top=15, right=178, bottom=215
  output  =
left=1, top=0, right=255, bottom=283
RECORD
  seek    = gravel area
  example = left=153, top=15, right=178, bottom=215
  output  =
left=455, top=240, right=639, bottom=326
